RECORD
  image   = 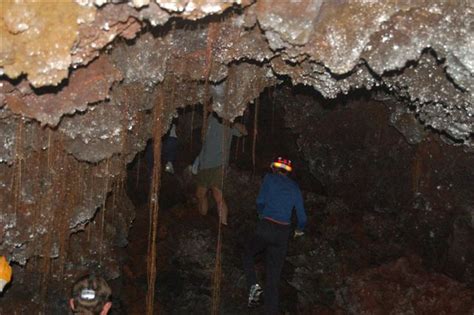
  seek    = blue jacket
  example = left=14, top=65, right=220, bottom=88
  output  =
left=256, top=173, right=307, bottom=230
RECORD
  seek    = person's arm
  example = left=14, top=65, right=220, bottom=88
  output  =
left=256, top=175, right=269, bottom=216
left=294, top=186, right=307, bottom=232
left=232, top=122, right=248, bottom=136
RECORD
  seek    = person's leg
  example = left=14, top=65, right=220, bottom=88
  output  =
left=162, top=137, right=172, bottom=163
left=242, top=220, right=269, bottom=290
left=195, top=167, right=212, bottom=215
left=209, top=166, right=228, bottom=224
left=211, top=187, right=228, bottom=225
left=167, top=137, right=178, bottom=163
left=264, top=226, right=290, bottom=315
left=196, top=185, right=208, bottom=215
left=163, top=137, right=178, bottom=173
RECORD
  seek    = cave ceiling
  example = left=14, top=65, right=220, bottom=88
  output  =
left=0, top=0, right=472, bottom=147
left=0, top=0, right=473, bottom=264
left=0, top=0, right=472, bottom=146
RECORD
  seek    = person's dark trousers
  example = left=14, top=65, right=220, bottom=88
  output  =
left=243, top=218, right=290, bottom=315
left=162, top=136, right=178, bottom=163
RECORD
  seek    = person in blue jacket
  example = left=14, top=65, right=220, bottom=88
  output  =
left=242, top=156, right=307, bottom=314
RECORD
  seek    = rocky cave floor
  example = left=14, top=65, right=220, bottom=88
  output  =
left=117, top=150, right=474, bottom=315
left=121, top=159, right=324, bottom=314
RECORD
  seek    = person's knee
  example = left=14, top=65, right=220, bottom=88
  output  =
left=196, top=187, right=207, bottom=199
left=211, top=187, right=223, bottom=200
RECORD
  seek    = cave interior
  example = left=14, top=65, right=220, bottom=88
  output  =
left=0, top=1, right=473, bottom=314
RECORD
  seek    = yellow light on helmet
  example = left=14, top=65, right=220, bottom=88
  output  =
left=0, top=256, right=12, bottom=292
left=271, top=161, right=292, bottom=172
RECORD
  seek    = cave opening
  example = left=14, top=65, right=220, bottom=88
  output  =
left=1, top=1, right=473, bottom=314
left=117, top=81, right=473, bottom=313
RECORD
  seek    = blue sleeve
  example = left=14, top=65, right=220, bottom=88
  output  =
left=256, top=174, right=269, bottom=214
left=294, top=185, right=307, bottom=230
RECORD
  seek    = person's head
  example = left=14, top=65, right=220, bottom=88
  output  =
left=270, top=157, right=293, bottom=175
left=69, top=275, right=112, bottom=315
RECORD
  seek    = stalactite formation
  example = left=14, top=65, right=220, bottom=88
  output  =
left=252, top=98, right=259, bottom=175
left=146, top=88, right=163, bottom=315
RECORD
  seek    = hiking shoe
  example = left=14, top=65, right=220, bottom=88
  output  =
left=248, top=283, right=263, bottom=308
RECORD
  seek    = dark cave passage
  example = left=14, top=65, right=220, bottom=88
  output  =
left=114, top=84, right=474, bottom=314
left=1, top=2, right=473, bottom=315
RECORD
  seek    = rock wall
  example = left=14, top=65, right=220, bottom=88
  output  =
left=276, top=86, right=474, bottom=307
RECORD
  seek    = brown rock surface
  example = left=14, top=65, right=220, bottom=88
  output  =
left=5, top=55, right=122, bottom=126
left=0, top=1, right=95, bottom=87
left=336, top=256, right=474, bottom=314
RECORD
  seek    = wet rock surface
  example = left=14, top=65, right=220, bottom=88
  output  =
left=0, top=56, right=155, bottom=313
left=0, top=2, right=96, bottom=87
left=4, top=55, right=123, bottom=127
